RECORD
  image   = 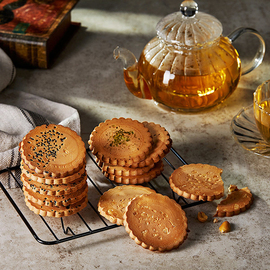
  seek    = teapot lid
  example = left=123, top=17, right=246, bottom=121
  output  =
left=156, top=0, right=223, bottom=47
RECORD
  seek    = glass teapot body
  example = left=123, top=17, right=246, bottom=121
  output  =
left=125, top=35, right=241, bottom=111
left=115, top=0, right=265, bottom=112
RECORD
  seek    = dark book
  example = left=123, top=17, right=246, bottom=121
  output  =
left=0, top=0, right=80, bottom=68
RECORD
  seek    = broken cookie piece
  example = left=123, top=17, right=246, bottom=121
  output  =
left=214, top=186, right=253, bottom=217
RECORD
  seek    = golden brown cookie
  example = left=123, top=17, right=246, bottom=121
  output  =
left=123, top=193, right=188, bottom=252
left=24, top=196, right=88, bottom=217
left=214, top=186, right=253, bottom=217
left=97, top=159, right=155, bottom=177
left=128, top=157, right=155, bottom=169
left=125, top=121, right=172, bottom=168
left=104, top=160, right=164, bottom=184
left=23, top=182, right=88, bottom=207
left=98, top=185, right=156, bottom=225
left=169, top=164, right=224, bottom=201
left=88, top=118, right=153, bottom=166
left=21, top=172, right=87, bottom=196
left=20, top=160, right=86, bottom=185
left=141, top=121, right=172, bottom=164
left=19, top=124, right=86, bottom=178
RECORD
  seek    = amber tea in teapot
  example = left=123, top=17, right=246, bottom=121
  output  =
left=124, top=36, right=241, bottom=111
left=115, top=0, right=265, bottom=112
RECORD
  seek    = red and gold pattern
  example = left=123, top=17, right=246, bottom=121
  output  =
left=0, top=0, right=74, bottom=34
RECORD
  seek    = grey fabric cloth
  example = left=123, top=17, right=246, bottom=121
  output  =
left=0, top=90, right=81, bottom=188
left=0, top=47, right=16, bottom=93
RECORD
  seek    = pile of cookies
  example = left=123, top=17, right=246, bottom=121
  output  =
left=19, top=124, right=88, bottom=218
left=97, top=161, right=253, bottom=251
left=90, top=118, right=254, bottom=251
left=88, top=118, right=172, bottom=184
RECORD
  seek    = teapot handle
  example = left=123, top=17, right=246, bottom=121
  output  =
left=227, top=27, right=265, bottom=76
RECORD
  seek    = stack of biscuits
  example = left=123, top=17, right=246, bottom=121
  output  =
left=19, top=124, right=88, bottom=218
left=88, top=118, right=172, bottom=184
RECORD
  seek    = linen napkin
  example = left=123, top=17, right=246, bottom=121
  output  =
left=0, top=47, right=16, bottom=93
left=0, top=90, right=81, bottom=188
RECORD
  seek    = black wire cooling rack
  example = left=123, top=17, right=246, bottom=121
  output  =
left=0, top=147, right=206, bottom=245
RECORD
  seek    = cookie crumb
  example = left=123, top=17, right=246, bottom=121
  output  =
left=197, top=211, right=208, bottom=222
left=219, top=221, right=231, bottom=233
left=213, top=218, right=219, bottom=223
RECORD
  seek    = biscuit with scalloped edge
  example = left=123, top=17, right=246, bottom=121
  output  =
left=21, top=172, right=87, bottom=196
left=104, top=160, right=164, bottom=184
left=19, top=124, right=86, bottom=178
left=97, top=159, right=155, bottom=177
left=98, top=185, right=156, bottom=225
left=169, top=163, right=224, bottom=201
left=125, top=121, right=172, bottom=168
left=20, top=160, right=86, bottom=185
left=141, top=121, right=172, bottom=164
left=24, top=196, right=88, bottom=217
left=88, top=118, right=153, bottom=167
left=123, top=193, right=188, bottom=252
left=23, top=182, right=88, bottom=207
left=214, top=186, right=253, bottom=217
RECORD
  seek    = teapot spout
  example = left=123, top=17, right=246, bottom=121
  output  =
left=113, top=46, right=152, bottom=99
left=113, top=46, right=137, bottom=70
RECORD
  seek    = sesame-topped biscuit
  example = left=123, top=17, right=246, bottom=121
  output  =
left=88, top=118, right=153, bottom=167
left=19, top=124, right=86, bottom=178
left=123, top=193, right=188, bottom=252
left=169, top=164, right=224, bottom=201
left=98, top=185, right=156, bottom=225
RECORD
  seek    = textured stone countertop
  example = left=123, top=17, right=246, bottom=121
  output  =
left=1, top=0, right=270, bottom=269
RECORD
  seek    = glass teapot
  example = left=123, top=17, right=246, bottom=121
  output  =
left=113, top=0, right=265, bottom=112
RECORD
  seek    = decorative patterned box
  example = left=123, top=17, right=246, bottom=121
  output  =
left=0, top=0, right=80, bottom=68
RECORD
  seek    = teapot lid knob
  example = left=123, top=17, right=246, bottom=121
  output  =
left=180, top=0, right=198, bottom=17
left=156, top=0, right=222, bottom=47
